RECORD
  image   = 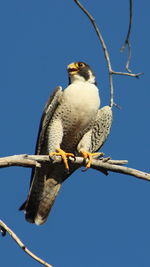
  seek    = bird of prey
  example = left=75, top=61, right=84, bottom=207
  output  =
left=20, top=61, right=112, bottom=225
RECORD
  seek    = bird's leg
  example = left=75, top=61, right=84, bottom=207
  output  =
left=50, top=148, right=74, bottom=170
left=77, top=130, right=102, bottom=168
left=81, top=151, right=103, bottom=168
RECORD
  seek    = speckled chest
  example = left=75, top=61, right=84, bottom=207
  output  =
left=59, top=81, right=100, bottom=131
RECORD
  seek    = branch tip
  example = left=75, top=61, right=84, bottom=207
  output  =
left=0, top=220, right=54, bottom=267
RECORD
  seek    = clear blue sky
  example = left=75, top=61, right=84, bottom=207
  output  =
left=0, top=1, right=150, bottom=267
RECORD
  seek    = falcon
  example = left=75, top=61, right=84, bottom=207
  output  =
left=20, top=61, right=112, bottom=225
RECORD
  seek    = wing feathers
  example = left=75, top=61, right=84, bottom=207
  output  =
left=90, top=106, right=112, bottom=153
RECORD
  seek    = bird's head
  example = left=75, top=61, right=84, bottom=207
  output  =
left=67, top=61, right=96, bottom=85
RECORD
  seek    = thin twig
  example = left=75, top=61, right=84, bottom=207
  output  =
left=0, top=220, right=53, bottom=267
left=74, top=0, right=141, bottom=107
left=120, top=0, right=133, bottom=72
left=91, top=159, right=150, bottom=182
left=111, top=70, right=143, bottom=78
left=74, top=0, right=114, bottom=107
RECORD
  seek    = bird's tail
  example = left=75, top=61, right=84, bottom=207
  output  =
left=20, top=166, right=62, bottom=225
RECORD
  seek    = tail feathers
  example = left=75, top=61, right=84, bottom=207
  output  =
left=21, top=178, right=62, bottom=225
left=34, top=182, right=61, bottom=225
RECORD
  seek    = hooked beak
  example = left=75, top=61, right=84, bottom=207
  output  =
left=67, top=63, right=78, bottom=75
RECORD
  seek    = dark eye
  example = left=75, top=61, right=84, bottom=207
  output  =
left=78, top=62, right=84, bottom=67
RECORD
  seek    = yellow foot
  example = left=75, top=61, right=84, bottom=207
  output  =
left=81, top=151, right=102, bottom=168
left=50, top=148, right=74, bottom=170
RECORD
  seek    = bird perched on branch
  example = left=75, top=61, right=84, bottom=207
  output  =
left=20, top=61, right=112, bottom=225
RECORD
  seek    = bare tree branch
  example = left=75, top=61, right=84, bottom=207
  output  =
left=120, top=0, right=133, bottom=72
left=0, top=154, right=41, bottom=168
left=74, top=0, right=142, bottom=107
left=0, top=220, right=53, bottom=267
left=0, top=154, right=150, bottom=182
left=1, top=155, right=149, bottom=267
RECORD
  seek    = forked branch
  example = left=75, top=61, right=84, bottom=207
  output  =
left=74, top=0, right=142, bottom=107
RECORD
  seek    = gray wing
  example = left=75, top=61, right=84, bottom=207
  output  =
left=36, top=86, right=63, bottom=155
left=19, top=86, right=63, bottom=216
left=90, top=106, right=113, bottom=153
